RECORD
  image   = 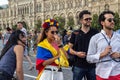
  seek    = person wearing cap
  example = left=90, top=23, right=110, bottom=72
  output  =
left=87, top=10, right=120, bottom=80
left=36, top=19, right=69, bottom=80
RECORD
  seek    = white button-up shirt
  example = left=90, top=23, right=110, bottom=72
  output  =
left=87, top=30, right=120, bottom=79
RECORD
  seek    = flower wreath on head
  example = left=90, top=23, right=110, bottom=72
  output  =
left=42, top=19, right=59, bottom=29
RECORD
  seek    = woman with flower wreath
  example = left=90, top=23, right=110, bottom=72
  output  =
left=36, top=19, right=69, bottom=80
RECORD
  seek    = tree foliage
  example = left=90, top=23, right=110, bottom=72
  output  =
left=114, top=12, right=120, bottom=31
left=35, top=19, right=42, bottom=31
left=91, top=12, right=120, bottom=31
left=67, top=17, right=74, bottom=29
left=22, top=21, right=29, bottom=30
left=91, top=14, right=101, bottom=31
left=12, top=24, right=17, bottom=30
left=55, top=16, right=65, bottom=32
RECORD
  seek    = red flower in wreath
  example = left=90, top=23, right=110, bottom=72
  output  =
left=42, top=19, right=59, bottom=29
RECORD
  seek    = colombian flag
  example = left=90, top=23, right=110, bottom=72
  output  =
left=36, top=39, right=69, bottom=80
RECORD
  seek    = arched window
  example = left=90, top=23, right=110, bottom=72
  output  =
left=36, top=4, right=39, bottom=13
left=62, top=2, right=65, bottom=9
left=27, top=6, right=29, bottom=14
left=25, top=7, right=27, bottom=14
left=18, top=8, right=19, bottom=15
left=75, top=0, right=81, bottom=7
left=55, top=3, right=58, bottom=10
left=39, top=4, right=41, bottom=12
left=59, top=2, right=62, bottom=10
left=70, top=1, right=73, bottom=8
left=79, top=0, right=82, bottom=7
left=11, top=10, right=13, bottom=16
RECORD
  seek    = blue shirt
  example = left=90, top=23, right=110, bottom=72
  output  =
left=0, top=46, right=16, bottom=76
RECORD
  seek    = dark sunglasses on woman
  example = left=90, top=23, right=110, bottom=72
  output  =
left=51, top=31, right=58, bottom=34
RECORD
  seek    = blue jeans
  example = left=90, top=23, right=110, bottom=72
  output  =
left=72, top=66, right=96, bottom=80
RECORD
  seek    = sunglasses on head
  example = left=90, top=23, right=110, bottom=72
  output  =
left=106, top=18, right=115, bottom=22
left=51, top=31, right=58, bottom=34
left=84, top=18, right=92, bottom=21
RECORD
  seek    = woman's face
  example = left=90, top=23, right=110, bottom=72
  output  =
left=18, top=34, right=27, bottom=46
left=45, top=26, right=58, bottom=41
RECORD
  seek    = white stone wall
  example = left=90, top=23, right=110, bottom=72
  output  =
left=0, top=0, right=119, bottom=30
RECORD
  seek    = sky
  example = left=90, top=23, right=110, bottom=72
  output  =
left=0, top=0, right=8, bottom=6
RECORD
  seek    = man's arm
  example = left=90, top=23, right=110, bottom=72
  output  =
left=68, top=43, right=77, bottom=55
left=68, top=42, right=86, bottom=58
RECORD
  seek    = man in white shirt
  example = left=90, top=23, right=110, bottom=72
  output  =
left=17, top=21, right=34, bottom=70
left=87, top=10, right=120, bottom=80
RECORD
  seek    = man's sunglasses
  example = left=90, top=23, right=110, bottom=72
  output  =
left=51, top=31, right=58, bottom=34
left=84, top=18, right=92, bottom=21
left=106, top=18, right=115, bottom=22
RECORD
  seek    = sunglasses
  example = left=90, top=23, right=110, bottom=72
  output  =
left=84, top=18, right=92, bottom=21
left=106, top=18, right=115, bottom=22
left=51, top=31, right=58, bottom=34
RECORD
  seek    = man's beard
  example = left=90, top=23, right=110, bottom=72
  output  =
left=84, top=23, right=91, bottom=27
left=105, top=26, right=114, bottom=30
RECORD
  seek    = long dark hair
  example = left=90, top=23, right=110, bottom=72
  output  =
left=0, top=30, right=25, bottom=60
left=39, top=28, right=49, bottom=42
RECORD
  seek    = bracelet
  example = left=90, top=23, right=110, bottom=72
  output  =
left=58, top=45, right=63, bottom=48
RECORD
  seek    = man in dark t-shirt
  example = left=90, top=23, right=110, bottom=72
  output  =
left=69, top=10, right=98, bottom=80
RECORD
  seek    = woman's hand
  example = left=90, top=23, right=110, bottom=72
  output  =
left=55, top=49, right=61, bottom=59
left=42, top=49, right=61, bottom=66
left=54, top=34, right=62, bottom=46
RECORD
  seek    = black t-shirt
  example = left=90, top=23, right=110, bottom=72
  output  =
left=69, top=28, right=99, bottom=68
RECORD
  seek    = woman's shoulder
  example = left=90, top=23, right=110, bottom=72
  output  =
left=14, top=45, right=24, bottom=51
left=14, top=45, right=24, bottom=56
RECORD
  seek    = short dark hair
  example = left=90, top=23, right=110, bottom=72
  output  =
left=17, top=21, right=23, bottom=25
left=98, top=10, right=115, bottom=27
left=79, top=10, right=91, bottom=20
left=6, top=27, right=11, bottom=31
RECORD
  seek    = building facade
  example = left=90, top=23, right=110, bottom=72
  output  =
left=0, top=0, right=120, bottom=30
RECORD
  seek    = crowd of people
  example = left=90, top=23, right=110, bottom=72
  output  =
left=0, top=10, right=120, bottom=80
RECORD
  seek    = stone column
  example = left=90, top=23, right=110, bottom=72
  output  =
left=88, top=0, right=92, bottom=7
left=73, top=14, right=77, bottom=26
left=81, top=0, right=85, bottom=7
